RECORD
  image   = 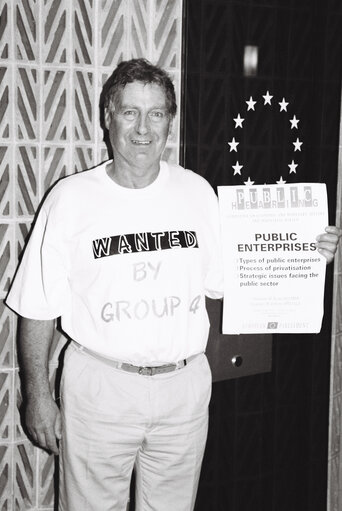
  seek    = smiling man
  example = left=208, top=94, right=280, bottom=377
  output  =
left=5, top=59, right=341, bottom=511
left=104, top=80, right=172, bottom=187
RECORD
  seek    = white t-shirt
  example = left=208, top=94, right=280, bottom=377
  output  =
left=6, top=161, right=223, bottom=365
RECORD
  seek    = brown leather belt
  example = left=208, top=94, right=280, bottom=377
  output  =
left=72, top=341, right=201, bottom=376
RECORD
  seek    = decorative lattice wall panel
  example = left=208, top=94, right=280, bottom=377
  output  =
left=0, top=1, right=183, bottom=508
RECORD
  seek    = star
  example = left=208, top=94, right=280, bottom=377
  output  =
left=290, top=115, right=300, bottom=129
left=228, top=137, right=239, bottom=152
left=293, top=138, right=303, bottom=151
left=279, top=98, right=289, bottom=112
left=232, top=161, right=243, bottom=175
left=246, top=96, right=257, bottom=111
left=276, top=176, right=287, bottom=184
left=244, top=177, right=255, bottom=186
left=233, top=114, right=244, bottom=128
left=262, top=91, right=273, bottom=105
left=288, top=160, right=298, bottom=174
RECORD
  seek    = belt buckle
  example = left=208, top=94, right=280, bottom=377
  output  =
left=138, top=366, right=153, bottom=376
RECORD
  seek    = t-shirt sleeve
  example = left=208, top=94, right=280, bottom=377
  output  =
left=6, top=202, right=71, bottom=320
left=203, top=186, right=224, bottom=300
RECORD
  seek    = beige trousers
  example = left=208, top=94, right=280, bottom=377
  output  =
left=58, top=342, right=211, bottom=511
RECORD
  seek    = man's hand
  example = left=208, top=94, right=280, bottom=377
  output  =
left=25, top=394, right=61, bottom=455
left=316, top=226, right=342, bottom=264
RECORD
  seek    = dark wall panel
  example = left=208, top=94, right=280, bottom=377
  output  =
left=182, top=1, right=342, bottom=510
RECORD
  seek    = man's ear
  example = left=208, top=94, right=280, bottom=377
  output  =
left=104, top=107, right=112, bottom=130
left=168, top=118, right=173, bottom=137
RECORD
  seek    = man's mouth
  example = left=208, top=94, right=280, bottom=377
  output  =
left=131, top=140, right=151, bottom=145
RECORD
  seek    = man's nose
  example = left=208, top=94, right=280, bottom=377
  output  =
left=135, top=114, right=149, bottom=135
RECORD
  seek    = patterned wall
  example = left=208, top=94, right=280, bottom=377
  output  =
left=0, top=0, right=183, bottom=508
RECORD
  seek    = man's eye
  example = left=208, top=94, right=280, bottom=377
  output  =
left=150, top=111, right=164, bottom=119
left=124, top=110, right=137, bottom=117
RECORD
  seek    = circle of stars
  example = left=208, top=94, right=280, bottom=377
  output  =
left=228, top=91, right=303, bottom=186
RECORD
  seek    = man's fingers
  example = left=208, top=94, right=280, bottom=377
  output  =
left=27, top=428, right=39, bottom=446
left=315, top=227, right=341, bottom=264
left=324, top=225, right=342, bottom=236
left=44, top=430, right=60, bottom=455
left=316, top=241, right=339, bottom=254
left=317, top=248, right=335, bottom=264
left=316, top=233, right=340, bottom=244
left=55, top=412, right=62, bottom=440
left=35, top=429, right=59, bottom=455
left=27, top=422, right=60, bottom=455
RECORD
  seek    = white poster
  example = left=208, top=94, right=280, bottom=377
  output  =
left=218, top=183, right=328, bottom=334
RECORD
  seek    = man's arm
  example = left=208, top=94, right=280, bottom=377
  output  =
left=18, top=318, right=61, bottom=455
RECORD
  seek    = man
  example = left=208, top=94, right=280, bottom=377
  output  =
left=6, top=59, right=341, bottom=511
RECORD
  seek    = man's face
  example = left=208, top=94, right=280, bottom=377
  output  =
left=104, top=81, right=172, bottom=173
